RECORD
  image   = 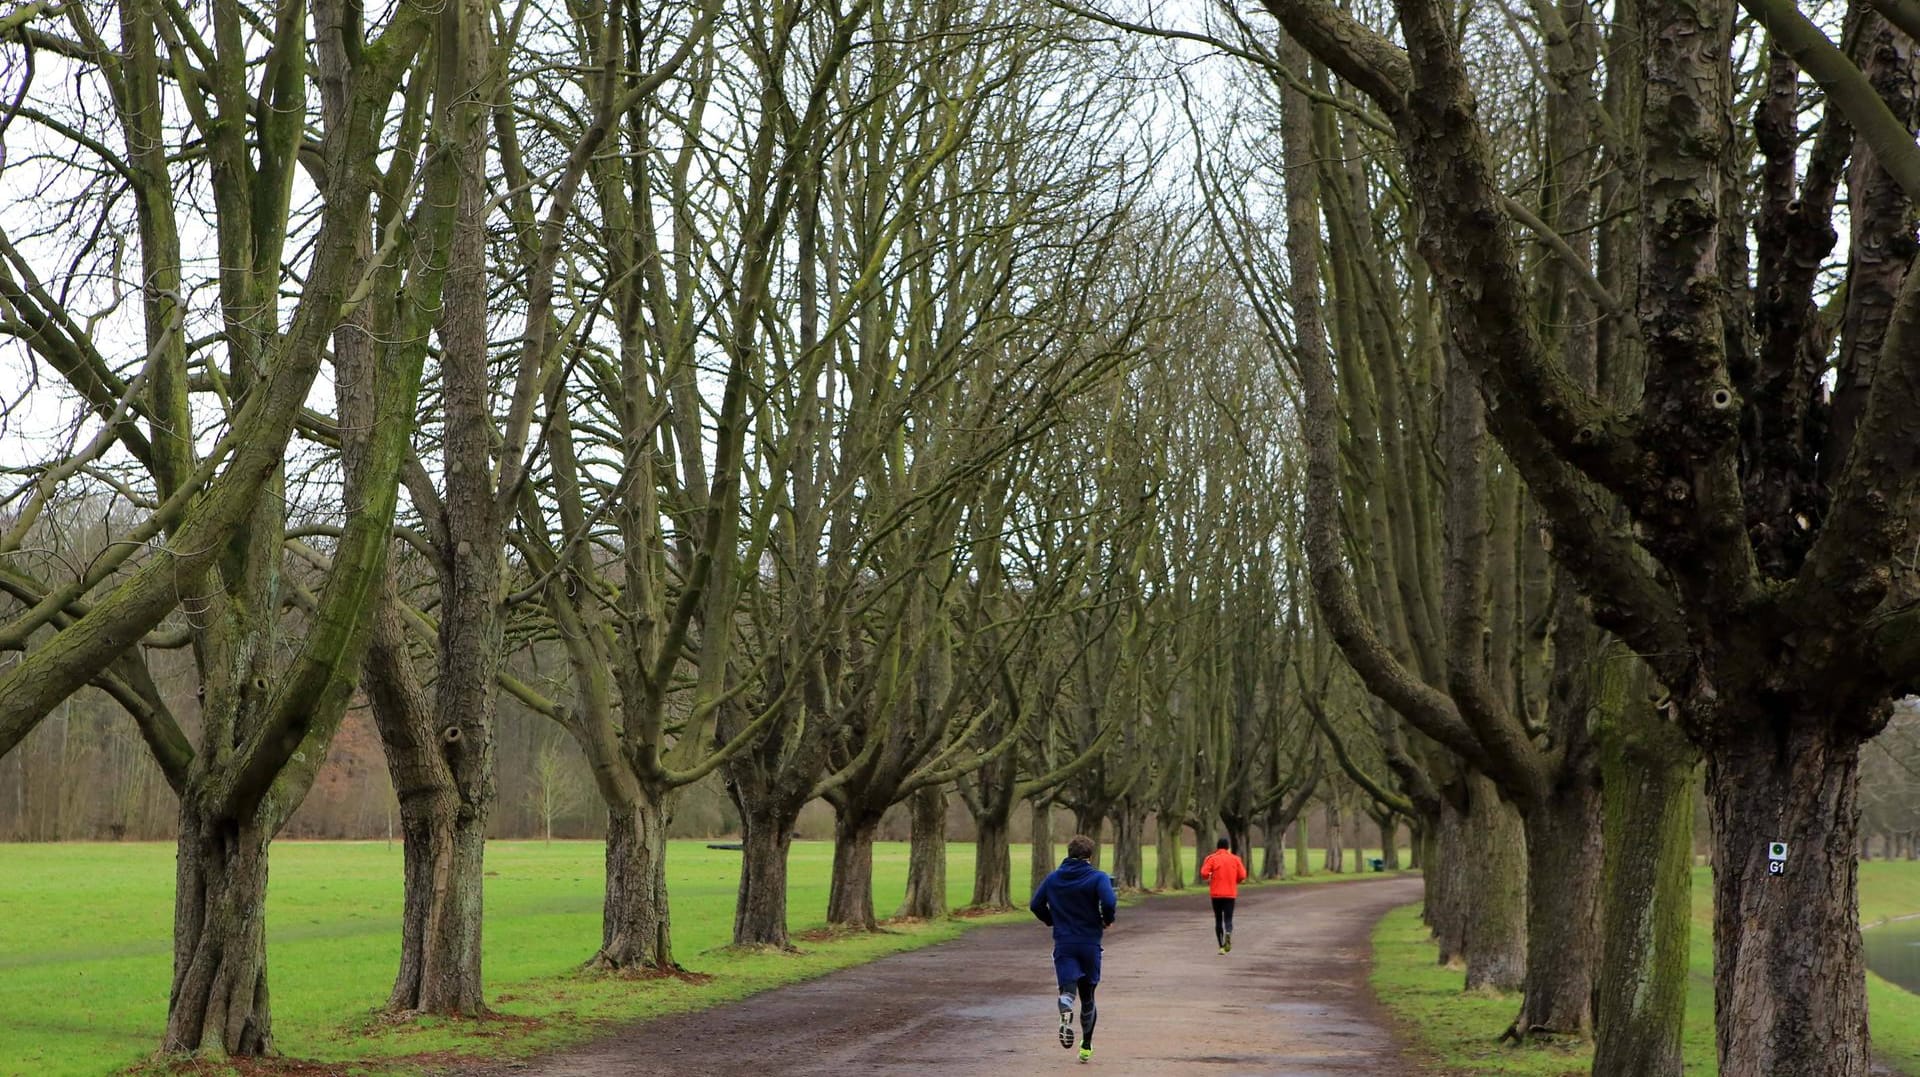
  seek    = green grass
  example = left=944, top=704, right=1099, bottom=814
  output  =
left=0, top=838, right=1393, bottom=1076
left=1369, top=861, right=1920, bottom=1075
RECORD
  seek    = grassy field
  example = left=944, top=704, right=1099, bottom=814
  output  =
left=0, top=838, right=1389, bottom=1076
left=1369, top=861, right=1920, bottom=1075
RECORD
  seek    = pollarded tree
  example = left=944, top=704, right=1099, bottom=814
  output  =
left=952, top=493, right=1130, bottom=908
left=0, top=0, right=453, bottom=1054
left=494, top=0, right=863, bottom=970
left=346, top=0, right=694, bottom=1011
left=806, top=4, right=1157, bottom=927
left=1182, top=48, right=1541, bottom=996
left=1259, top=0, right=1920, bottom=1068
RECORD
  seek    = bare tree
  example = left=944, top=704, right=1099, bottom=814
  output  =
left=1257, top=0, right=1920, bottom=1068
left=0, top=0, right=452, bottom=1054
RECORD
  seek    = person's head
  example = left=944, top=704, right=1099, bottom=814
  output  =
left=1216, top=837, right=1231, bottom=850
left=1067, top=834, right=1096, bottom=861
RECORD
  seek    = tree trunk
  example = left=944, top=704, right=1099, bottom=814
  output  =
left=898, top=786, right=948, bottom=919
left=1261, top=817, right=1286, bottom=879
left=1462, top=776, right=1526, bottom=991
left=1110, top=805, right=1144, bottom=889
left=1594, top=713, right=1694, bottom=1077
left=1293, top=815, right=1311, bottom=877
left=1409, top=819, right=1426, bottom=870
left=1707, top=719, right=1872, bottom=1077
left=1070, top=806, right=1105, bottom=866
left=164, top=807, right=272, bottom=1055
left=386, top=788, right=488, bottom=1012
left=825, top=810, right=881, bottom=931
left=360, top=554, right=495, bottom=1016
left=589, top=795, right=673, bottom=972
left=972, top=810, right=1012, bottom=908
left=1155, top=817, right=1184, bottom=889
left=1429, top=793, right=1469, bottom=963
left=1192, top=822, right=1208, bottom=885
left=1221, top=815, right=1252, bottom=863
left=1029, top=800, right=1055, bottom=891
left=734, top=807, right=798, bottom=948
left=1510, top=780, right=1603, bottom=1039
left=1379, top=817, right=1400, bottom=870
left=1323, top=801, right=1343, bottom=872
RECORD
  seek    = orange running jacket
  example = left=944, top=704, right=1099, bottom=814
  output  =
left=1199, top=849, right=1248, bottom=898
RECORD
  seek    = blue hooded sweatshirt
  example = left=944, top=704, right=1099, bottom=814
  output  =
left=1029, top=857, right=1117, bottom=942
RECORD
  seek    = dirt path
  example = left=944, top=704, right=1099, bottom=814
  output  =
left=462, top=874, right=1424, bottom=1076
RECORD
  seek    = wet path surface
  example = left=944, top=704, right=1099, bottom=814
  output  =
left=460, top=874, right=1424, bottom=1076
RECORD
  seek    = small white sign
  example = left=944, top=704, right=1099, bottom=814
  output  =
left=1767, top=861, right=1785, bottom=876
left=1768, top=841, right=1789, bottom=862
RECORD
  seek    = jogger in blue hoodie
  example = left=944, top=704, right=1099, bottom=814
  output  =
left=1030, top=834, right=1117, bottom=1063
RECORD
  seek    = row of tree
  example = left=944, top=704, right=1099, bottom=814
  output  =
left=1171, top=0, right=1920, bottom=1073
left=2, top=0, right=1917, bottom=1075
left=0, top=0, right=1342, bottom=1057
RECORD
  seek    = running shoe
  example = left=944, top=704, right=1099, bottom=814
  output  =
left=1079, top=1046, right=1093, bottom=1064
left=1058, top=993, right=1076, bottom=1049
left=1224, top=931, right=1233, bottom=953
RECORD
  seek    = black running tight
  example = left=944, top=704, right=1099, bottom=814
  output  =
left=1057, top=977, right=1098, bottom=1047
left=1211, top=897, right=1235, bottom=946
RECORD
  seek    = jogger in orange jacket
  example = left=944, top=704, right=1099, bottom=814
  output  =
left=1199, top=838, right=1248, bottom=954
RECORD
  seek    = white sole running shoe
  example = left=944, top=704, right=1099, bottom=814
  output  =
left=1058, top=994, right=1076, bottom=1049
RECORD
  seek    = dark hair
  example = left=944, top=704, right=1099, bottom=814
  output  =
left=1216, top=837, right=1231, bottom=850
left=1067, top=834, right=1096, bottom=861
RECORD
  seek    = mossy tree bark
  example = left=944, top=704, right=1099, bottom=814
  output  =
left=1030, top=798, right=1056, bottom=891
left=898, top=786, right=949, bottom=919
left=1595, top=699, right=1695, bottom=1077
left=1460, top=775, right=1527, bottom=992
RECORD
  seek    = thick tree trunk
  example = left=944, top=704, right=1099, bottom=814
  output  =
left=1155, top=817, right=1184, bottom=889
left=1509, top=781, right=1603, bottom=1039
left=734, top=807, right=798, bottom=948
left=972, top=811, right=1012, bottom=908
left=1029, top=800, right=1054, bottom=891
left=898, top=786, right=948, bottom=919
left=1429, top=794, right=1469, bottom=963
left=1110, top=805, right=1144, bottom=889
left=362, top=576, right=492, bottom=1015
left=1409, top=819, right=1426, bottom=870
left=1462, top=776, right=1526, bottom=991
left=1378, top=818, right=1400, bottom=870
left=386, top=788, right=488, bottom=1011
left=1221, top=815, right=1252, bottom=863
left=589, top=796, right=673, bottom=972
left=826, top=810, right=881, bottom=931
left=1594, top=714, right=1694, bottom=1077
left=1261, top=816, right=1286, bottom=879
left=1708, top=720, right=1872, bottom=1077
left=164, top=808, right=272, bottom=1056
left=1293, top=815, right=1311, bottom=878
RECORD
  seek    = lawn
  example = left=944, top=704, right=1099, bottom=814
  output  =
left=1369, top=860, right=1920, bottom=1075
left=0, top=839, right=1389, bottom=1076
